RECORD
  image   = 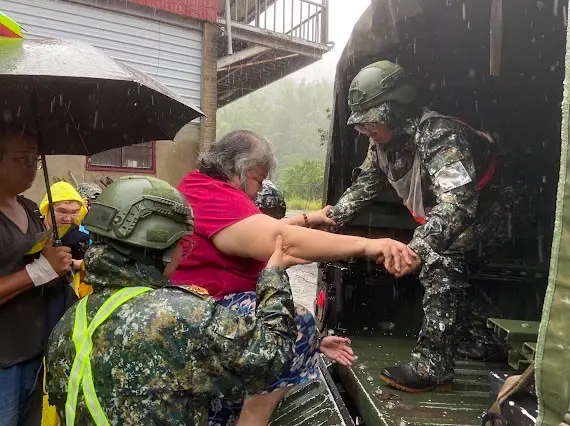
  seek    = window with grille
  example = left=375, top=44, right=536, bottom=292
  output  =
left=87, top=142, right=155, bottom=171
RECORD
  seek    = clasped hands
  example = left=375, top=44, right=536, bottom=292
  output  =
left=363, top=238, right=421, bottom=277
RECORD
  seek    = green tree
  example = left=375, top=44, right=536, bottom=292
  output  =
left=216, top=78, right=333, bottom=178
left=281, top=158, right=325, bottom=202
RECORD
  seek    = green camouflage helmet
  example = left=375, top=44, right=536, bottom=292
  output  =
left=255, top=180, right=287, bottom=211
left=347, top=60, right=417, bottom=125
left=77, top=182, right=103, bottom=200
left=83, top=176, right=194, bottom=252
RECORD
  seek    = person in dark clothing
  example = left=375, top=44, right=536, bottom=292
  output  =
left=0, top=111, right=73, bottom=426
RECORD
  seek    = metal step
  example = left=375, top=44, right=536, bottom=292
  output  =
left=487, top=319, right=540, bottom=369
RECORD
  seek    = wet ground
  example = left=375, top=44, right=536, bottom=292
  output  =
left=285, top=210, right=318, bottom=312
left=288, top=263, right=317, bottom=313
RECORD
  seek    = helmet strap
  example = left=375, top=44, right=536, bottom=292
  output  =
left=90, top=235, right=168, bottom=273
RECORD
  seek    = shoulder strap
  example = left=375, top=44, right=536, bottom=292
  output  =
left=18, top=196, right=46, bottom=226
left=482, top=362, right=535, bottom=426
left=65, top=286, right=152, bottom=426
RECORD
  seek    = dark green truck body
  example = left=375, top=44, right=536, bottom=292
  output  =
left=310, top=0, right=568, bottom=425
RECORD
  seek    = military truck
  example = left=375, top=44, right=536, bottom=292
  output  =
left=310, top=0, right=570, bottom=425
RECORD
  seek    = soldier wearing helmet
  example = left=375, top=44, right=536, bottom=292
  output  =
left=328, top=61, right=520, bottom=392
left=255, top=179, right=287, bottom=219
left=77, top=182, right=103, bottom=210
left=46, top=176, right=301, bottom=425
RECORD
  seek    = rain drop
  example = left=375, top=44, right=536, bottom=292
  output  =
left=93, top=111, right=99, bottom=129
left=468, top=68, right=477, bottom=79
left=536, top=1, right=544, bottom=10
left=462, top=2, right=466, bottom=20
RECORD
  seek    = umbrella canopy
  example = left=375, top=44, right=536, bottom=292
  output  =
left=0, top=38, right=204, bottom=155
left=0, top=11, right=22, bottom=38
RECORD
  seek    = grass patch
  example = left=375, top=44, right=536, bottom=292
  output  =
left=286, top=197, right=322, bottom=211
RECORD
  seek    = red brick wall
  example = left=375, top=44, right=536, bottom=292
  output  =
left=128, top=0, right=217, bottom=22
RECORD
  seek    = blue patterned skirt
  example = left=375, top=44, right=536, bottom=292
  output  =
left=208, top=291, right=320, bottom=426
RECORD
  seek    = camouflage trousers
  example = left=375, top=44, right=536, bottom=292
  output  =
left=54, top=393, right=209, bottom=426
left=411, top=184, right=522, bottom=383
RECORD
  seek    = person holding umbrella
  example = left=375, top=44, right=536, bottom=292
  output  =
left=0, top=114, right=73, bottom=426
left=0, top=31, right=203, bottom=425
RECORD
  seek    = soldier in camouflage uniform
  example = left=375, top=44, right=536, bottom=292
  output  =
left=329, top=61, right=519, bottom=392
left=46, top=176, right=300, bottom=425
left=76, top=182, right=102, bottom=210
left=255, top=179, right=287, bottom=219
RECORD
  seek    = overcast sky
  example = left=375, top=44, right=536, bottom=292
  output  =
left=290, top=0, right=370, bottom=81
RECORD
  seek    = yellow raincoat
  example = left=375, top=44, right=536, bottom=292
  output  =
left=36, top=182, right=88, bottom=426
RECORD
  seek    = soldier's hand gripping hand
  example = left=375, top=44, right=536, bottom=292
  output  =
left=305, top=205, right=336, bottom=228
left=364, top=238, right=418, bottom=276
left=267, top=235, right=312, bottom=270
left=398, top=247, right=422, bottom=277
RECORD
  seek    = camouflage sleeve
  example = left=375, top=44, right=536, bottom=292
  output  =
left=408, top=120, right=479, bottom=266
left=208, top=267, right=296, bottom=397
left=329, top=143, right=388, bottom=227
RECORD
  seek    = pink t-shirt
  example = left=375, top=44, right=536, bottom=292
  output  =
left=170, top=170, right=266, bottom=300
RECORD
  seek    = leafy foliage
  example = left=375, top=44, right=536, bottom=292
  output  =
left=216, top=78, right=333, bottom=178
left=281, top=158, right=325, bottom=202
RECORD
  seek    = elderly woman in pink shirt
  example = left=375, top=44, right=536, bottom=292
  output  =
left=171, top=130, right=415, bottom=426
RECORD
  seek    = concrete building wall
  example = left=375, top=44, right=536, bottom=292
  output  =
left=7, top=0, right=218, bottom=203
left=24, top=125, right=201, bottom=204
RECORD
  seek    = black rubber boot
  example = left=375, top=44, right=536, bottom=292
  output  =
left=379, top=364, right=453, bottom=393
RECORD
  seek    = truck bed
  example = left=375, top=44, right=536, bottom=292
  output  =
left=270, top=357, right=354, bottom=426
left=336, top=333, right=509, bottom=426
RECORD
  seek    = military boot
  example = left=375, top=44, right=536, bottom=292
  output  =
left=379, top=364, right=453, bottom=393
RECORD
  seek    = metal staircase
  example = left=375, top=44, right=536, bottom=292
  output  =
left=216, top=0, right=332, bottom=106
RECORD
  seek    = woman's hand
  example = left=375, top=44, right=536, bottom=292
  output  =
left=305, top=205, right=336, bottom=228
left=267, top=235, right=311, bottom=270
left=363, top=238, right=419, bottom=276
left=319, top=336, right=355, bottom=366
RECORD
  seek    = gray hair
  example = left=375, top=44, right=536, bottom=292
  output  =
left=198, top=130, right=276, bottom=188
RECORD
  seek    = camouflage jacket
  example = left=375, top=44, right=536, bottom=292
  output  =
left=46, top=245, right=296, bottom=425
left=330, top=109, right=494, bottom=266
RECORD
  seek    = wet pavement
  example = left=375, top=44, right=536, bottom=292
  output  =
left=288, top=263, right=318, bottom=313
left=285, top=210, right=318, bottom=312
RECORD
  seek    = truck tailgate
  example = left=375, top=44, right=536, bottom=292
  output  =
left=336, top=333, right=506, bottom=426
left=270, top=357, right=354, bottom=426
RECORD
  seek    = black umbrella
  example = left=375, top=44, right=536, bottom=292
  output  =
left=0, top=37, right=204, bottom=240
